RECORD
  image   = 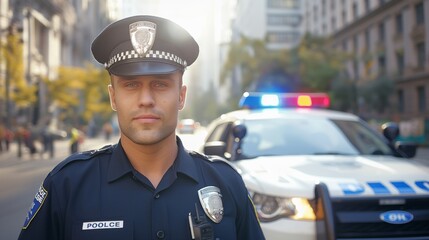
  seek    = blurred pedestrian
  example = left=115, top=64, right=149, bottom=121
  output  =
left=18, top=15, right=265, bottom=240
left=0, top=122, right=11, bottom=152
left=4, top=127, right=13, bottom=151
left=102, top=122, right=113, bottom=140
left=0, top=123, right=4, bottom=153
left=41, top=126, right=55, bottom=158
left=23, top=126, right=37, bottom=157
left=16, top=126, right=24, bottom=158
left=69, top=127, right=83, bottom=154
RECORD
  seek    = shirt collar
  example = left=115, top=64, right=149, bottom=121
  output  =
left=175, top=137, right=199, bottom=182
left=107, top=137, right=199, bottom=183
left=107, top=142, right=133, bottom=182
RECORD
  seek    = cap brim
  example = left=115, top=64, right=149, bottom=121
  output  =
left=109, top=61, right=182, bottom=76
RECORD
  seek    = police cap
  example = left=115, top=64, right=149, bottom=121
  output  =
left=91, top=15, right=199, bottom=76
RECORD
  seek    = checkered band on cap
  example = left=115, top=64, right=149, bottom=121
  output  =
left=105, top=49, right=188, bottom=69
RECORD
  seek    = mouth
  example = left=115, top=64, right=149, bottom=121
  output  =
left=132, top=114, right=160, bottom=123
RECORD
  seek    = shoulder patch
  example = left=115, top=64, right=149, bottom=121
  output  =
left=188, top=150, right=210, bottom=160
left=22, top=184, right=48, bottom=229
left=51, top=144, right=115, bottom=175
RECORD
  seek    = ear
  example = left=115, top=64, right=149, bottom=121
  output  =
left=179, top=85, right=187, bottom=110
left=108, top=84, right=117, bottom=111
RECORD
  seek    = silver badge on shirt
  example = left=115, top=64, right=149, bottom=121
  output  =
left=129, top=21, right=156, bottom=56
left=198, top=186, right=223, bottom=223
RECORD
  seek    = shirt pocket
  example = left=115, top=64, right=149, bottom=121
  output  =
left=72, top=218, right=133, bottom=240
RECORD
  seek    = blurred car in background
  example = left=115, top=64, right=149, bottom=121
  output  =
left=200, top=92, right=428, bottom=240
left=177, top=118, right=198, bottom=134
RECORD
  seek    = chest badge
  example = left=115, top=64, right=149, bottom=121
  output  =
left=198, top=186, right=224, bottom=223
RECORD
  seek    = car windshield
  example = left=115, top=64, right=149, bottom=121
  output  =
left=239, top=117, right=393, bottom=158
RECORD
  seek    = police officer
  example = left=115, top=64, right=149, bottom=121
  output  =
left=18, top=15, right=265, bottom=240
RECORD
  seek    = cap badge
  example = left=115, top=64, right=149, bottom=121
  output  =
left=198, top=186, right=223, bottom=223
left=129, top=21, right=156, bottom=56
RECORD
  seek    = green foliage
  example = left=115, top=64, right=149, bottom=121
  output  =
left=330, top=74, right=356, bottom=111
left=180, top=82, right=224, bottom=124
left=297, top=34, right=346, bottom=92
left=359, top=76, right=393, bottom=113
left=220, top=34, right=357, bottom=112
left=220, top=35, right=291, bottom=92
left=221, top=34, right=348, bottom=92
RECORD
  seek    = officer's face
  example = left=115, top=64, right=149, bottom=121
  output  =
left=108, top=71, right=186, bottom=145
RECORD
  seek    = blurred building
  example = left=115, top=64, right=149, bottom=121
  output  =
left=63, top=0, right=116, bottom=67
left=0, top=0, right=114, bottom=131
left=0, top=0, right=10, bottom=127
left=233, top=0, right=305, bottom=50
left=305, top=0, right=429, bottom=140
left=1, top=0, right=66, bottom=128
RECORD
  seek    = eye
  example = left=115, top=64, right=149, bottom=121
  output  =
left=123, top=81, right=140, bottom=89
left=152, top=80, right=169, bottom=89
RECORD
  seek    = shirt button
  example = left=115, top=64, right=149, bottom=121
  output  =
left=156, top=230, right=165, bottom=239
left=155, top=194, right=160, bottom=199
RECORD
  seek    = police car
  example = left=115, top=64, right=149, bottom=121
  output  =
left=201, top=92, right=429, bottom=240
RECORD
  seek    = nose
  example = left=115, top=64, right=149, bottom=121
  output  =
left=138, top=86, right=155, bottom=107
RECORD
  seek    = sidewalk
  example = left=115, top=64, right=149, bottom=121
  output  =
left=0, top=135, right=119, bottom=164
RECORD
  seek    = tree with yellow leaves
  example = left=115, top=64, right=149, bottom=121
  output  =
left=0, top=26, right=36, bottom=107
left=42, top=64, right=112, bottom=126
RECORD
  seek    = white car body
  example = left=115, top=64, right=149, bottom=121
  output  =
left=202, top=107, right=429, bottom=239
left=237, top=155, right=429, bottom=239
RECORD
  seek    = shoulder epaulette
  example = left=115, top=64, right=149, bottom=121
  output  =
left=82, top=144, right=114, bottom=156
left=50, top=144, right=115, bottom=175
left=188, top=150, right=210, bottom=160
left=188, top=150, right=239, bottom=172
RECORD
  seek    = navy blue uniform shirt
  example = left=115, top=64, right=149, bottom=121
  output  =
left=18, top=137, right=265, bottom=240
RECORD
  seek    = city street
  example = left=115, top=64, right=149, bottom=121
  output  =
left=0, top=129, right=427, bottom=240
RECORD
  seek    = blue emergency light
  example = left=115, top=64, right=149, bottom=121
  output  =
left=239, top=92, right=330, bottom=109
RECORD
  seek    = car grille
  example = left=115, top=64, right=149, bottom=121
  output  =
left=315, top=183, right=429, bottom=240
left=332, top=197, right=429, bottom=238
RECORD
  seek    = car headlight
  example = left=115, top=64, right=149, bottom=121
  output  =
left=251, top=192, right=315, bottom=222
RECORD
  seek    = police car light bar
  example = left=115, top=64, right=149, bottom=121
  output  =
left=239, top=92, right=330, bottom=109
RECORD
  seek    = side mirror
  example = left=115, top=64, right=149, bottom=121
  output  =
left=381, top=122, right=418, bottom=158
left=232, top=124, right=247, bottom=140
left=230, top=124, right=247, bottom=160
left=381, top=122, right=399, bottom=142
left=203, top=141, right=226, bottom=157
